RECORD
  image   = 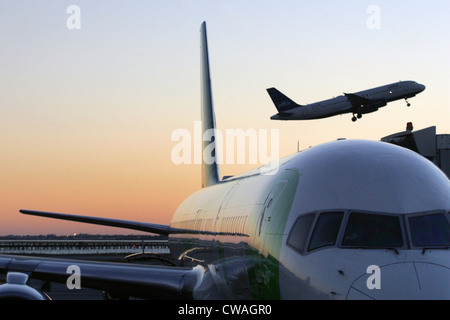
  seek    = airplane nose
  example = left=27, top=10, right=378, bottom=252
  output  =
left=347, top=262, right=450, bottom=300
left=420, top=84, right=426, bottom=92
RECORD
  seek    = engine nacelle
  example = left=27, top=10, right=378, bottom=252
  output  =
left=363, top=99, right=387, bottom=114
left=0, top=272, right=50, bottom=300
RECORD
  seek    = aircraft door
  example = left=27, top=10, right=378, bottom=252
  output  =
left=250, top=169, right=300, bottom=299
left=402, top=82, right=410, bottom=95
left=214, top=182, right=239, bottom=234
left=257, top=180, right=288, bottom=246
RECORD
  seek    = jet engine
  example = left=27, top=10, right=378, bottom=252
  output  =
left=362, top=99, right=387, bottom=114
left=0, top=272, right=50, bottom=300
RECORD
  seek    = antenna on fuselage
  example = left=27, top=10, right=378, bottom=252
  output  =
left=200, top=22, right=220, bottom=188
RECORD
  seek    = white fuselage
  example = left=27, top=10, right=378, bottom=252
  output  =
left=169, top=140, right=450, bottom=299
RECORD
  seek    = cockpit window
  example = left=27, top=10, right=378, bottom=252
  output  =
left=342, top=213, right=403, bottom=248
left=287, top=213, right=315, bottom=253
left=408, top=213, right=450, bottom=247
left=308, top=212, right=343, bottom=251
left=287, top=210, right=450, bottom=255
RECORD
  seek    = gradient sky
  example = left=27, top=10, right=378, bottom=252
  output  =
left=1, top=1, right=449, bottom=235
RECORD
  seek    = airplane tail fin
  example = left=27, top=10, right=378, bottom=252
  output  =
left=200, top=22, right=220, bottom=188
left=267, top=88, right=301, bottom=112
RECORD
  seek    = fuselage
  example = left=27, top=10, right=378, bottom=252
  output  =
left=168, top=139, right=450, bottom=299
left=272, top=81, right=426, bottom=120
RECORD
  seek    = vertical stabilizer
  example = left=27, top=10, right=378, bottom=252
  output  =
left=200, top=22, right=220, bottom=188
left=267, top=88, right=301, bottom=112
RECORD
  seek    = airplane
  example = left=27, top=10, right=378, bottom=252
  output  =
left=268, top=80, right=426, bottom=122
left=0, top=22, right=449, bottom=300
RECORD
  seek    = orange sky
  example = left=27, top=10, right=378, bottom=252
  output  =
left=1, top=2, right=449, bottom=235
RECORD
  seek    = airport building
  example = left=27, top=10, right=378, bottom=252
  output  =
left=381, top=123, right=450, bottom=178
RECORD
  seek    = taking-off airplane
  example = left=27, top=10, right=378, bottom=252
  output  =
left=268, top=80, right=426, bottom=122
left=0, top=22, right=449, bottom=300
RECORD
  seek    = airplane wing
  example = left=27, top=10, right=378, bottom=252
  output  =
left=20, top=209, right=172, bottom=235
left=344, top=93, right=371, bottom=106
left=19, top=209, right=228, bottom=236
left=0, top=254, right=202, bottom=300
left=0, top=210, right=205, bottom=299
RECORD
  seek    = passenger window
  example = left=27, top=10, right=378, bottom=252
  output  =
left=287, top=214, right=315, bottom=253
left=343, top=213, right=403, bottom=248
left=308, top=212, right=343, bottom=251
left=409, top=213, right=450, bottom=247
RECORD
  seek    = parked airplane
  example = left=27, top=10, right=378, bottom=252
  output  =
left=268, top=81, right=426, bottom=122
left=0, top=22, right=448, bottom=300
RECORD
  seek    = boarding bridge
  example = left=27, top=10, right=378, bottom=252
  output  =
left=381, top=124, right=450, bottom=179
left=0, top=240, right=169, bottom=255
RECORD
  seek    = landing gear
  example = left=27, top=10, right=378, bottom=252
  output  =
left=351, top=113, right=362, bottom=122
left=405, top=98, right=411, bottom=107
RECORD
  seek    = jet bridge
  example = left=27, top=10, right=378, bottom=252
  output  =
left=381, top=123, right=450, bottom=178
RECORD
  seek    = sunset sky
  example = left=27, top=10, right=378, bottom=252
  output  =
left=1, top=1, right=449, bottom=235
